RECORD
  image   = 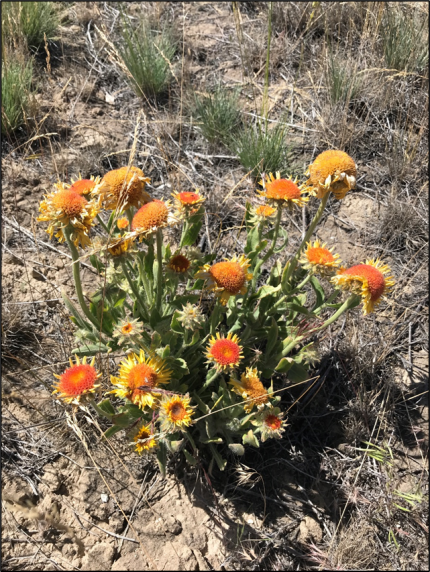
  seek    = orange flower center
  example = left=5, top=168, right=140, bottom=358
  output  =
left=342, top=264, right=386, bottom=301
left=69, top=179, right=96, bottom=195
left=58, top=364, right=97, bottom=396
left=265, top=179, right=301, bottom=201
left=210, top=339, right=241, bottom=366
left=121, top=323, right=133, bottom=334
left=264, top=414, right=282, bottom=431
left=241, top=375, right=268, bottom=406
left=131, top=200, right=168, bottom=232
left=256, top=205, right=276, bottom=216
left=177, top=192, right=201, bottom=205
left=168, top=401, right=186, bottom=422
left=51, top=189, right=88, bottom=217
left=307, top=247, right=335, bottom=265
left=169, top=254, right=191, bottom=273
left=209, top=261, right=246, bottom=293
left=127, top=363, right=158, bottom=400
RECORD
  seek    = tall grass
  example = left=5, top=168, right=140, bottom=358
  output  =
left=118, top=16, right=177, bottom=100
left=193, top=86, right=241, bottom=146
left=381, top=5, right=429, bottom=72
left=325, top=54, right=363, bottom=104
left=232, top=121, right=292, bottom=179
left=1, top=58, right=34, bottom=135
left=2, top=2, right=59, bottom=50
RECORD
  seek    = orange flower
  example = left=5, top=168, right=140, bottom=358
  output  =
left=113, top=316, right=144, bottom=346
left=130, top=199, right=176, bottom=240
left=255, top=408, right=287, bottom=442
left=299, top=239, right=341, bottom=277
left=172, top=190, right=205, bottom=214
left=305, top=150, right=356, bottom=200
left=53, top=356, right=101, bottom=404
left=229, top=367, right=269, bottom=413
left=206, top=332, right=243, bottom=371
left=331, top=259, right=395, bottom=314
left=158, top=394, right=195, bottom=433
left=99, top=166, right=151, bottom=210
left=69, top=178, right=96, bottom=196
left=117, top=217, right=129, bottom=230
left=196, top=255, right=252, bottom=305
left=38, top=187, right=100, bottom=248
left=258, top=172, right=309, bottom=209
left=110, top=350, right=172, bottom=409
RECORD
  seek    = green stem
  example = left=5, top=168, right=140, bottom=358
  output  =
left=314, top=294, right=361, bottom=332
left=63, top=225, right=101, bottom=331
left=156, top=228, right=164, bottom=313
left=120, top=259, right=149, bottom=321
left=125, top=207, right=134, bottom=225
left=283, top=192, right=329, bottom=288
left=137, top=255, right=153, bottom=304
left=96, top=214, right=109, bottom=233
left=251, top=207, right=282, bottom=291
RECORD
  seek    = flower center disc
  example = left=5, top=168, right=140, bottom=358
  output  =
left=266, top=179, right=301, bottom=200
left=52, top=189, right=87, bottom=217
left=211, top=339, right=240, bottom=366
left=131, top=200, right=168, bottom=232
left=343, top=264, right=386, bottom=301
left=127, top=364, right=158, bottom=396
left=209, top=262, right=245, bottom=293
left=307, top=247, right=334, bottom=265
left=169, top=254, right=191, bottom=272
left=170, top=402, right=186, bottom=421
left=178, top=192, right=200, bottom=204
left=265, top=414, right=282, bottom=430
left=59, top=364, right=97, bottom=395
left=122, top=323, right=133, bottom=334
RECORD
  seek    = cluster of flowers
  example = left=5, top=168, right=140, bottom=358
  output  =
left=39, top=150, right=395, bottom=471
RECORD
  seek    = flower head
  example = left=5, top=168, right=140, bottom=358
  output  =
left=253, top=407, right=287, bottom=442
left=229, top=367, right=269, bottom=413
left=167, top=253, right=191, bottom=274
left=196, top=255, right=252, bottom=305
left=172, top=190, right=205, bottom=215
left=331, top=258, right=395, bottom=314
left=113, top=316, right=144, bottom=346
left=299, top=239, right=341, bottom=277
left=131, top=423, right=157, bottom=454
left=130, top=199, right=177, bottom=240
left=117, top=217, right=129, bottom=230
left=38, top=186, right=100, bottom=248
left=67, top=174, right=105, bottom=197
left=99, top=166, right=151, bottom=210
left=206, top=332, right=243, bottom=372
left=258, top=172, right=309, bottom=210
left=249, top=204, right=278, bottom=225
left=110, top=350, right=172, bottom=409
left=53, top=356, right=101, bottom=404
left=176, top=303, right=206, bottom=330
left=305, top=150, right=356, bottom=200
left=158, top=393, right=196, bottom=434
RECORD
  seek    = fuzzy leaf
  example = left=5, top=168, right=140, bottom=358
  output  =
left=89, top=254, right=105, bottom=274
left=309, top=275, right=325, bottom=310
left=62, top=292, right=93, bottom=331
left=104, top=425, right=124, bottom=439
left=72, top=343, right=110, bottom=357
left=242, top=429, right=260, bottom=448
left=228, top=443, right=245, bottom=456
left=157, top=440, right=167, bottom=477
left=180, top=211, right=203, bottom=247
left=275, top=357, right=295, bottom=373
left=183, top=449, right=198, bottom=466
left=287, top=362, right=309, bottom=383
left=209, top=444, right=227, bottom=471
left=266, top=317, right=279, bottom=355
left=97, top=399, right=116, bottom=416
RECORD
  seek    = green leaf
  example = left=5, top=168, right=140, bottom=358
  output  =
left=309, top=275, right=325, bottom=310
left=61, top=292, right=93, bottom=331
left=228, top=443, right=245, bottom=456
left=97, top=399, right=116, bottom=416
left=209, top=444, right=227, bottom=471
left=275, top=357, right=295, bottom=373
left=89, top=254, right=105, bottom=274
left=287, top=303, right=314, bottom=317
left=166, top=438, right=184, bottom=453
left=266, top=317, right=279, bottom=355
left=157, top=440, right=167, bottom=477
left=287, top=362, right=309, bottom=383
left=202, top=368, right=219, bottom=390
left=242, top=429, right=260, bottom=448
left=170, top=294, right=200, bottom=309
left=192, top=392, right=210, bottom=414
left=104, top=425, right=124, bottom=439
left=180, top=211, right=203, bottom=247
left=183, top=449, right=198, bottom=466
left=256, top=284, right=282, bottom=299
left=210, top=303, right=223, bottom=335
left=245, top=225, right=261, bottom=254
left=171, top=311, right=184, bottom=334
left=72, top=343, right=110, bottom=357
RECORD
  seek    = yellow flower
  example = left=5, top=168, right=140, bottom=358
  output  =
left=196, top=254, right=252, bottom=305
left=131, top=423, right=157, bottom=454
left=53, top=356, right=101, bottom=404
left=299, top=239, right=342, bottom=277
left=305, top=150, right=356, bottom=200
left=99, top=166, right=151, bottom=210
left=158, top=393, right=196, bottom=433
left=130, top=199, right=177, bottom=241
left=229, top=367, right=269, bottom=413
left=117, top=217, right=129, bottom=230
left=205, top=332, right=243, bottom=372
left=257, top=172, right=309, bottom=210
left=331, top=258, right=395, bottom=315
left=172, top=190, right=205, bottom=215
left=110, top=350, right=172, bottom=409
left=112, top=316, right=144, bottom=346
left=38, top=186, right=100, bottom=249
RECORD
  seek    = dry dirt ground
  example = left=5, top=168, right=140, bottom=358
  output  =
left=2, top=2, right=428, bottom=570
